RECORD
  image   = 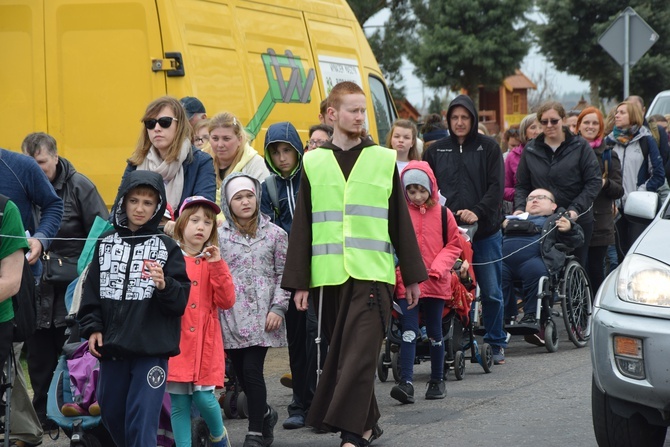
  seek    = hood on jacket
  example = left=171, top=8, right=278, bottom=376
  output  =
left=263, top=122, right=304, bottom=178
left=446, top=95, right=479, bottom=145
left=51, top=157, right=76, bottom=191
left=400, top=160, right=440, bottom=207
left=113, top=170, right=167, bottom=233
left=220, top=172, right=263, bottom=225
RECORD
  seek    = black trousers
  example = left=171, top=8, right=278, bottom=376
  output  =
left=227, top=346, right=269, bottom=433
left=26, top=325, right=68, bottom=424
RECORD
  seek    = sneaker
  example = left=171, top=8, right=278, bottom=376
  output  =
left=261, top=406, right=278, bottom=446
left=492, top=346, right=505, bottom=365
left=425, top=379, right=446, bottom=400
left=242, top=434, right=264, bottom=447
left=88, top=401, right=101, bottom=416
left=519, top=313, right=538, bottom=327
left=282, top=414, right=305, bottom=430
left=390, top=381, right=415, bottom=404
left=279, top=373, right=292, bottom=389
left=210, top=426, right=232, bottom=447
left=61, top=402, right=87, bottom=416
left=524, top=331, right=545, bottom=347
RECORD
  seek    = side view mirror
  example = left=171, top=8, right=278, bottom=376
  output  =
left=624, top=191, right=658, bottom=220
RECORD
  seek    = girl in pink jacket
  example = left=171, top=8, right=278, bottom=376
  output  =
left=168, top=196, right=236, bottom=447
left=391, top=161, right=463, bottom=405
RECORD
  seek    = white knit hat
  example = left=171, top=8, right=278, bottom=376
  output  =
left=225, top=176, right=256, bottom=204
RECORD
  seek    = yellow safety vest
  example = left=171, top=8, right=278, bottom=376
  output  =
left=303, top=145, right=396, bottom=287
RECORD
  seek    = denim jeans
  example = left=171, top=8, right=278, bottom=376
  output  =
left=397, top=298, right=445, bottom=382
left=473, top=231, right=506, bottom=347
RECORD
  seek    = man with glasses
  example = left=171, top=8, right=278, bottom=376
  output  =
left=305, top=124, right=333, bottom=152
left=423, top=95, right=506, bottom=365
left=502, top=188, right=583, bottom=346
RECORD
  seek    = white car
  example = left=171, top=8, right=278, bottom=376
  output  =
left=647, top=90, right=670, bottom=118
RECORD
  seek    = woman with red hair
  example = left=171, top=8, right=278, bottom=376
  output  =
left=576, top=107, right=623, bottom=291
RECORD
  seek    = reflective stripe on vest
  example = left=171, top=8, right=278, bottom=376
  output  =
left=303, top=146, right=396, bottom=286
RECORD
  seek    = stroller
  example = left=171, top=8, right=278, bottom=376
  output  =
left=377, top=226, right=493, bottom=383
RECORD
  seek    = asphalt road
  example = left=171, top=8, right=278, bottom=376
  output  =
left=38, top=321, right=669, bottom=447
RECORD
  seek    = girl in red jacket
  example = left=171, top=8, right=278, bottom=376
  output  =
left=169, top=196, right=236, bottom=447
left=391, top=161, right=463, bottom=404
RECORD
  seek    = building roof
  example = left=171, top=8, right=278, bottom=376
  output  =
left=395, top=98, right=421, bottom=121
left=503, top=69, right=537, bottom=91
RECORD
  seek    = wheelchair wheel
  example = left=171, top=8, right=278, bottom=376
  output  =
left=192, top=417, right=211, bottom=447
left=454, top=351, right=465, bottom=380
left=391, top=352, right=400, bottom=383
left=377, top=351, right=389, bottom=383
left=237, top=391, right=248, bottom=419
left=544, top=320, right=559, bottom=353
left=561, top=260, right=592, bottom=348
left=222, top=391, right=239, bottom=419
left=479, top=343, right=493, bottom=373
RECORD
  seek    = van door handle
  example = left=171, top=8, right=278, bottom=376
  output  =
left=151, top=52, right=185, bottom=77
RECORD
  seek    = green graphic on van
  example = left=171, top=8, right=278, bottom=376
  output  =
left=246, top=49, right=316, bottom=139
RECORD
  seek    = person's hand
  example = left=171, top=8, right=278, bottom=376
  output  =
left=405, top=283, right=421, bottom=310
left=459, top=260, right=470, bottom=277
left=26, top=238, right=42, bottom=265
left=556, top=216, right=572, bottom=232
left=265, top=312, right=283, bottom=332
left=294, top=290, right=309, bottom=311
left=163, top=220, right=176, bottom=237
left=456, top=209, right=478, bottom=224
left=148, top=262, right=165, bottom=290
left=89, top=332, right=103, bottom=357
left=568, top=210, right=578, bottom=220
left=502, top=219, right=509, bottom=229
left=602, top=177, right=607, bottom=187
left=202, top=245, right=221, bottom=262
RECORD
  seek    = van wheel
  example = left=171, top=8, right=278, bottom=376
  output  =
left=591, top=376, right=667, bottom=446
left=192, top=417, right=211, bottom=447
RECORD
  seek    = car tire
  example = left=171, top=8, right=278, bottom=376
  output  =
left=591, top=376, right=667, bottom=446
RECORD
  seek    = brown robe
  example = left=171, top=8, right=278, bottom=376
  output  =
left=281, top=138, right=427, bottom=436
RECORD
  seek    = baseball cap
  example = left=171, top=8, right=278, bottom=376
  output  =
left=179, top=196, right=221, bottom=215
left=180, top=96, right=206, bottom=119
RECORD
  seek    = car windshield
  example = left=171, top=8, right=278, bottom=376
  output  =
left=649, top=95, right=670, bottom=116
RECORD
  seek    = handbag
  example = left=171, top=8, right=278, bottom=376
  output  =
left=43, top=252, right=79, bottom=285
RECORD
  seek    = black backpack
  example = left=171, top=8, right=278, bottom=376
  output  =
left=0, top=195, right=37, bottom=342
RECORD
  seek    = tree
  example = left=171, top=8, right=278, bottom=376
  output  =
left=348, top=0, right=414, bottom=98
left=407, top=0, right=532, bottom=107
left=535, top=1, right=670, bottom=106
left=527, top=66, right=560, bottom=112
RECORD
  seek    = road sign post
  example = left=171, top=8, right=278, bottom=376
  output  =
left=598, top=7, right=658, bottom=99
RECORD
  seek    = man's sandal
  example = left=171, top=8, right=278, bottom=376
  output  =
left=340, top=425, right=383, bottom=447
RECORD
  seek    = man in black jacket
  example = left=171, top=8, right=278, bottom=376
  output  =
left=22, top=132, right=109, bottom=430
left=423, top=95, right=506, bottom=364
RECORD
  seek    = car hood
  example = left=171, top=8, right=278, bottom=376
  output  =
left=630, top=218, right=670, bottom=263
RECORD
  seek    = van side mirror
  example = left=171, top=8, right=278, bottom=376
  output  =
left=624, top=191, right=658, bottom=220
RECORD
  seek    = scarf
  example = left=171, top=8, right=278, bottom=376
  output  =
left=138, top=139, right=191, bottom=210
left=588, top=137, right=602, bottom=149
left=612, top=125, right=639, bottom=146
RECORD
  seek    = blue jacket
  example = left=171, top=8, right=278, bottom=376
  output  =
left=260, top=122, right=303, bottom=234
left=116, top=146, right=216, bottom=218
left=0, top=149, right=64, bottom=278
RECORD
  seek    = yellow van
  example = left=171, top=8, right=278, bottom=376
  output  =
left=0, top=0, right=397, bottom=205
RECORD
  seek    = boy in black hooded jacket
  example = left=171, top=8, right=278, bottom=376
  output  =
left=78, top=170, right=189, bottom=447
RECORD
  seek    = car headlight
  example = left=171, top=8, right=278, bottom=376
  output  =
left=617, top=254, right=670, bottom=306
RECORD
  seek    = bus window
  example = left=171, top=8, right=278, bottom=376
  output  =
left=369, top=75, right=396, bottom=144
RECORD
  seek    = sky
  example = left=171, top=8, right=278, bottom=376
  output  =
left=365, top=9, right=591, bottom=110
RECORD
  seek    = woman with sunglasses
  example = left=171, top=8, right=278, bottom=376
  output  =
left=576, top=107, right=623, bottom=292
left=115, top=96, right=216, bottom=233
left=513, top=101, right=602, bottom=265
left=605, top=100, right=665, bottom=260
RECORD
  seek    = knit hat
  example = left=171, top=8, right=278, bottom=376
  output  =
left=402, top=169, right=431, bottom=192
left=225, top=176, right=256, bottom=204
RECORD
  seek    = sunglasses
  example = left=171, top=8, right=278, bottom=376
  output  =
left=540, top=118, right=561, bottom=126
left=144, top=116, right=178, bottom=130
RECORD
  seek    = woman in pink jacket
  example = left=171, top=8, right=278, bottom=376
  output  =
left=168, top=196, right=236, bottom=447
left=504, top=114, right=542, bottom=202
left=391, top=161, right=463, bottom=405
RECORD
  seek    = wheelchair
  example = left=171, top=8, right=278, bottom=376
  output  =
left=506, top=255, right=593, bottom=352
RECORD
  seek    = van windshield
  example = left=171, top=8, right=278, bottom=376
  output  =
left=649, top=95, right=670, bottom=116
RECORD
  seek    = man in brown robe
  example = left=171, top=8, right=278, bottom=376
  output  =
left=281, top=82, right=427, bottom=447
